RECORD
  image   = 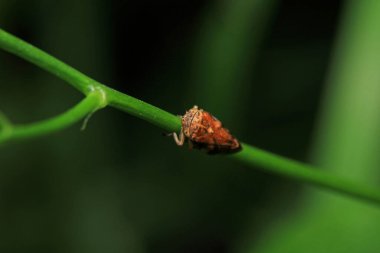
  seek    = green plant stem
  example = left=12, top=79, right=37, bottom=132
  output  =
left=106, top=88, right=181, bottom=133
left=0, top=29, right=96, bottom=95
left=0, top=90, right=106, bottom=144
left=0, top=28, right=181, bottom=133
left=232, top=145, right=380, bottom=204
left=0, top=28, right=379, bottom=205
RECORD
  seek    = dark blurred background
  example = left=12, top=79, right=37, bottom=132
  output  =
left=4, top=0, right=376, bottom=253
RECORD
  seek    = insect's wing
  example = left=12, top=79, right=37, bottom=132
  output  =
left=188, top=110, right=241, bottom=154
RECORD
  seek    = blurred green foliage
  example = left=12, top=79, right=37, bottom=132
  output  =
left=1, top=0, right=379, bottom=253
left=239, top=1, right=380, bottom=253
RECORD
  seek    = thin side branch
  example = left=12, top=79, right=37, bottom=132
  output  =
left=0, top=89, right=107, bottom=144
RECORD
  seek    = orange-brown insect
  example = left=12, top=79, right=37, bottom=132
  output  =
left=172, top=105, right=241, bottom=154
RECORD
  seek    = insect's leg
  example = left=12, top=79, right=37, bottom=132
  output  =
left=173, top=129, right=185, bottom=146
left=188, top=140, right=193, bottom=150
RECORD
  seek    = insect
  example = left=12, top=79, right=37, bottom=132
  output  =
left=172, top=105, right=241, bottom=154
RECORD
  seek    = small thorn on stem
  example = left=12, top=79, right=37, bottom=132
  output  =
left=80, top=111, right=95, bottom=131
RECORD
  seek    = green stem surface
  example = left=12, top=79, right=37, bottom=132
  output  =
left=0, top=28, right=379, bottom=206
left=232, top=144, right=380, bottom=204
